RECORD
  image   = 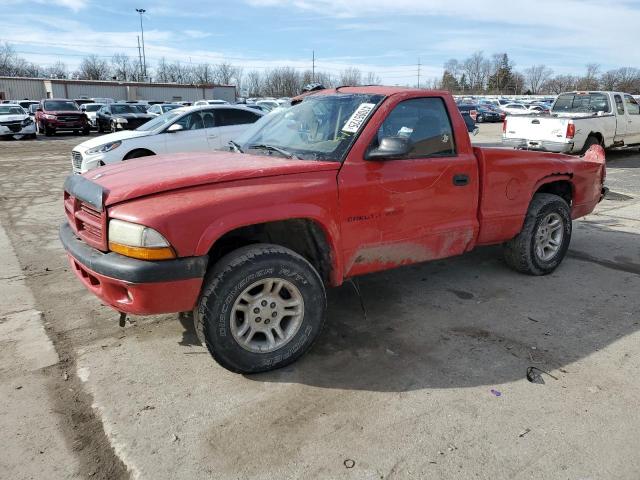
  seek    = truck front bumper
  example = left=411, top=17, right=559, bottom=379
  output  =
left=59, top=222, right=208, bottom=315
left=503, top=138, right=574, bottom=154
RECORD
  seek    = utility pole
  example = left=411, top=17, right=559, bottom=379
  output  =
left=137, top=35, right=143, bottom=81
left=417, top=57, right=421, bottom=88
left=312, top=50, right=315, bottom=82
left=136, top=8, right=147, bottom=80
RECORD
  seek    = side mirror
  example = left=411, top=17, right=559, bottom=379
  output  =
left=365, top=137, right=412, bottom=160
left=167, top=123, right=185, bottom=133
left=80, top=106, right=86, bottom=111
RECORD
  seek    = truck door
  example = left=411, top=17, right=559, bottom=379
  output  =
left=613, top=94, right=627, bottom=142
left=623, top=95, right=640, bottom=144
left=338, top=96, right=479, bottom=278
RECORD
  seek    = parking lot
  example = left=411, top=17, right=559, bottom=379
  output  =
left=1, top=124, right=639, bottom=479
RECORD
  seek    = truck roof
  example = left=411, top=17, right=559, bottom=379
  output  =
left=294, top=86, right=452, bottom=101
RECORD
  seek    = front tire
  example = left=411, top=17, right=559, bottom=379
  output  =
left=503, top=193, right=572, bottom=275
left=195, top=244, right=326, bottom=373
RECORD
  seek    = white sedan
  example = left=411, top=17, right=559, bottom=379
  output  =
left=0, top=104, right=37, bottom=139
left=70, top=105, right=263, bottom=174
left=501, top=103, right=530, bottom=115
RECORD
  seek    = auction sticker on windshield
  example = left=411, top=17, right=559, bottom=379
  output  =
left=342, top=103, right=376, bottom=133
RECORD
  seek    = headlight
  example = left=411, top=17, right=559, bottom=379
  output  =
left=86, top=140, right=122, bottom=155
left=108, top=219, right=175, bottom=260
left=22, top=117, right=33, bottom=126
left=115, top=117, right=128, bottom=124
left=44, top=114, right=56, bottom=120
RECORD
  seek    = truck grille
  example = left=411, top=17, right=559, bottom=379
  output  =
left=57, top=115, right=82, bottom=123
left=0, top=120, right=23, bottom=132
left=64, top=191, right=107, bottom=251
left=71, top=151, right=83, bottom=172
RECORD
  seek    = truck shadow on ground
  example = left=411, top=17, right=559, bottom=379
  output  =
left=250, top=223, right=640, bottom=392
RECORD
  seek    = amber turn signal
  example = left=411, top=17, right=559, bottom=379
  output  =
left=109, top=242, right=176, bottom=260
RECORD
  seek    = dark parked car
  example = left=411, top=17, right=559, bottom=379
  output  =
left=95, top=103, right=155, bottom=132
left=458, top=103, right=502, bottom=123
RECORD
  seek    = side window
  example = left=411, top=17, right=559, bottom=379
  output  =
left=615, top=95, right=625, bottom=115
left=174, top=112, right=205, bottom=130
left=375, top=97, right=456, bottom=158
left=216, top=108, right=260, bottom=126
left=624, top=95, right=639, bottom=115
left=150, top=105, right=159, bottom=114
left=201, top=110, right=216, bottom=128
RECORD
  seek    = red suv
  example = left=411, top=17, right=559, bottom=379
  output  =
left=36, top=99, right=89, bottom=136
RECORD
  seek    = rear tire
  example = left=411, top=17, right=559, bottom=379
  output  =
left=476, top=115, right=483, bottom=123
left=503, top=193, right=572, bottom=275
left=195, top=244, right=326, bottom=374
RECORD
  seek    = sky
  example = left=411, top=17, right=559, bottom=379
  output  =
left=2, top=0, right=640, bottom=85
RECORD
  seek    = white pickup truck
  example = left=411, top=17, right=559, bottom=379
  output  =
left=503, top=91, right=640, bottom=154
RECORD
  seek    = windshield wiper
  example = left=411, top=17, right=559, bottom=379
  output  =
left=229, top=140, right=244, bottom=153
left=248, top=144, right=297, bottom=159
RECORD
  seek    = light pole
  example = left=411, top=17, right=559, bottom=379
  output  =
left=135, top=8, right=147, bottom=81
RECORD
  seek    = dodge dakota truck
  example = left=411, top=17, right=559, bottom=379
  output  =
left=60, top=87, right=607, bottom=373
left=503, top=91, right=640, bottom=154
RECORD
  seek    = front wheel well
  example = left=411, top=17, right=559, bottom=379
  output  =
left=206, top=219, right=333, bottom=285
left=534, top=180, right=573, bottom=206
left=123, top=148, right=155, bottom=160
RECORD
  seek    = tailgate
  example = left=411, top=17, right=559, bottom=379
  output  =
left=504, top=115, right=570, bottom=141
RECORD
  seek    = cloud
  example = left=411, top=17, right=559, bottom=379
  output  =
left=34, top=0, right=88, bottom=11
left=184, top=30, right=213, bottom=39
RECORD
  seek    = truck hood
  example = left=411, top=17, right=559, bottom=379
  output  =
left=75, top=129, right=154, bottom=150
left=84, top=151, right=341, bottom=206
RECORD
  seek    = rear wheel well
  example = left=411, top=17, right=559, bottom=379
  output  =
left=587, top=132, right=603, bottom=145
left=535, top=180, right=573, bottom=206
left=207, top=219, right=333, bottom=285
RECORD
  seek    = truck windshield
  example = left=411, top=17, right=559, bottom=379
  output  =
left=43, top=101, right=79, bottom=111
left=553, top=93, right=610, bottom=114
left=235, top=93, right=385, bottom=162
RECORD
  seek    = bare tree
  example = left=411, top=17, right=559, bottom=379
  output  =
left=462, top=51, right=491, bottom=93
left=0, top=43, right=17, bottom=76
left=262, top=67, right=301, bottom=97
left=524, top=64, right=553, bottom=94
left=111, top=53, right=136, bottom=81
left=193, top=63, right=214, bottom=84
left=615, top=67, right=640, bottom=93
left=214, top=62, right=240, bottom=85
left=544, top=74, right=578, bottom=94
left=76, top=55, right=112, bottom=80
left=167, top=61, right=193, bottom=83
left=155, top=57, right=170, bottom=83
left=339, top=67, right=361, bottom=86
left=244, top=70, right=262, bottom=96
left=577, top=63, right=600, bottom=90
left=600, top=69, right=619, bottom=90
left=44, top=61, right=68, bottom=79
left=364, top=71, right=381, bottom=85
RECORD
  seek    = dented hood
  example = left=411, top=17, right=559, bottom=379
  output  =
left=82, top=151, right=340, bottom=206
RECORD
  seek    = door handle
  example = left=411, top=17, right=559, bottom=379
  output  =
left=453, top=174, right=470, bottom=186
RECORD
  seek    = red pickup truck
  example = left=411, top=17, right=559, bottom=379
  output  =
left=60, top=87, right=607, bottom=373
left=36, top=98, right=89, bottom=136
